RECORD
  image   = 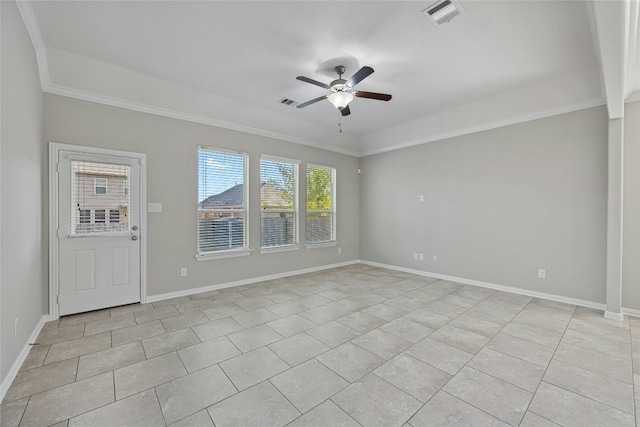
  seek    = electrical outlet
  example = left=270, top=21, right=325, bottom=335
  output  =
left=433, top=256, right=438, bottom=263
left=338, top=247, right=342, bottom=255
left=419, top=253, right=424, bottom=261
left=419, top=195, right=424, bottom=202
left=14, top=318, right=18, bottom=336
left=181, top=267, right=187, bottom=277
left=538, top=269, right=546, bottom=279
left=413, top=253, right=418, bottom=260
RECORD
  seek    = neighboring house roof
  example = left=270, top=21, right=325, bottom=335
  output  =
left=260, top=182, right=289, bottom=208
left=199, top=183, right=289, bottom=208
left=199, top=184, right=244, bottom=208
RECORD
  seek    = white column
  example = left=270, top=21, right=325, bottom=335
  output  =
left=605, top=118, right=624, bottom=320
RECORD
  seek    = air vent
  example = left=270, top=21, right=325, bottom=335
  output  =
left=278, top=98, right=297, bottom=107
left=422, top=0, right=463, bottom=26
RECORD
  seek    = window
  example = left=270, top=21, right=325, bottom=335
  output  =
left=260, top=156, right=299, bottom=250
left=79, top=209, right=91, bottom=224
left=306, top=164, right=336, bottom=244
left=71, top=161, right=130, bottom=235
left=94, top=209, right=106, bottom=223
left=95, top=178, right=107, bottom=195
left=197, top=147, right=249, bottom=257
left=109, top=209, right=120, bottom=223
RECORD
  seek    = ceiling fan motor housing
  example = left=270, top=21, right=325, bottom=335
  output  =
left=331, top=66, right=350, bottom=92
left=330, top=79, right=350, bottom=92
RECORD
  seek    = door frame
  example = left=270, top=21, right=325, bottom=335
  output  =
left=49, top=142, right=148, bottom=320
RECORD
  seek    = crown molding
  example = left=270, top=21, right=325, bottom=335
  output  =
left=17, top=0, right=613, bottom=159
left=15, top=0, right=50, bottom=89
left=627, top=91, right=640, bottom=103
left=43, top=83, right=360, bottom=157
left=43, top=79, right=610, bottom=160
left=359, top=97, right=606, bottom=157
left=16, top=2, right=360, bottom=158
left=585, top=0, right=607, bottom=103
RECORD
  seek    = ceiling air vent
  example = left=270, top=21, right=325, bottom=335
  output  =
left=278, top=98, right=297, bottom=107
left=422, top=0, right=463, bottom=26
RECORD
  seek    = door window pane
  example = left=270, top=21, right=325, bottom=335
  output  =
left=71, top=161, right=130, bottom=234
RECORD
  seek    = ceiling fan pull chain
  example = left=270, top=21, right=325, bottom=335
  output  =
left=338, top=116, right=343, bottom=133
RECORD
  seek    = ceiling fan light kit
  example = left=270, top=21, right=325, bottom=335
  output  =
left=327, top=91, right=354, bottom=111
left=296, top=65, right=392, bottom=118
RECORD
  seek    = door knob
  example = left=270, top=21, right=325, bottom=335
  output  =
left=131, top=235, right=139, bottom=241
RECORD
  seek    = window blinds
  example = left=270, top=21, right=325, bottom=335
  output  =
left=197, top=147, right=248, bottom=254
left=306, top=164, right=336, bottom=243
left=260, top=156, right=298, bottom=248
left=70, top=161, right=130, bottom=235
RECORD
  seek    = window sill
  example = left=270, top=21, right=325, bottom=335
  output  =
left=196, top=248, right=252, bottom=261
left=305, top=241, right=337, bottom=249
left=259, top=245, right=300, bottom=255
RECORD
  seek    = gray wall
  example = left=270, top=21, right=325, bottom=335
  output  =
left=44, top=95, right=360, bottom=297
left=360, top=106, right=608, bottom=304
left=623, top=101, right=640, bottom=310
left=1, top=1, right=48, bottom=383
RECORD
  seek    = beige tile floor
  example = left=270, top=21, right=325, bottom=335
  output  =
left=2, top=264, right=639, bottom=426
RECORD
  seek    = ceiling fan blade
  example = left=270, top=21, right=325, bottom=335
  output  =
left=296, top=76, right=330, bottom=89
left=355, top=91, right=392, bottom=101
left=341, top=105, right=351, bottom=116
left=296, top=95, right=328, bottom=109
left=346, top=66, right=374, bottom=87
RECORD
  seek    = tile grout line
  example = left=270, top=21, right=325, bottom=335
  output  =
left=514, top=301, right=576, bottom=426
left=152, top=387, right=168, bottom=427
left=10, top=266, right=637, bottom=426
left=420, top=293, right=534, bottom=426
left=517, top=304, right=618, bottom=426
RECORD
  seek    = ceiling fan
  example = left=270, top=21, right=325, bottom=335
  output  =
left=296, top=65, right=392, bottom=116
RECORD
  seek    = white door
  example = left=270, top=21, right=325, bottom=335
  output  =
left=57, top=150, right=142, bottom=316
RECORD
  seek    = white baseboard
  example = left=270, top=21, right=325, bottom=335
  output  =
left=621, top=307, right=640, bottom=319
left=149, top=258, right=640, bottom=319
left=147, top=260, right=359, bottom=303
left=604, top=311, right=625, bottom=321
left=1, top=315, right=49, bottom=402
left=152, top=257, right=616, bottom=315
left=4, top=261, right=636, bottom=403
left=360, top=260, right=607, bottom=312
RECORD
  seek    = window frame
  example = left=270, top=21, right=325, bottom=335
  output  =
left=94, top=177, right=107, bottom=195
left=109, top=209, right=120, bottom=223
left=79, top=209, right=91, bottom=224
left=196, top=146, right=250, bottom=261
left=305, top=163, right=337, bottom=247
left=94, top=209, right=106, bottom=223
left=259, top=154, right=300, bottom=253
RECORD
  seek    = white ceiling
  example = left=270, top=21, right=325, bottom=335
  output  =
left=22, top=1, right=640, bottom=156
